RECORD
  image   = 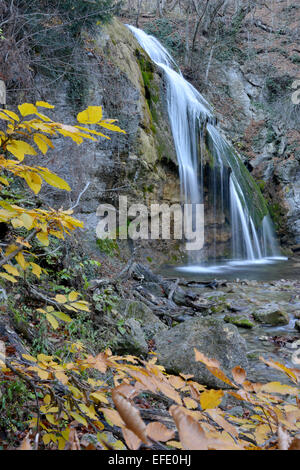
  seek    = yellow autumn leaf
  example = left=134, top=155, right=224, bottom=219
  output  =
left=15, top=252, right=27, bottom=270
left=200, top=390, right=224, bottom=410
left=98, top=120, right=125, bottom=133
left=34, top=134, right=49, bottom=154
left=36, top=101, right=55, bottom=109
left=52, top=311, right=72, bottom=323
left=260, top=382, right=299, bottom=396
left=3, top=264, right=20, bottom=277
left=36, top=231, right=49, bottom=246
left=44, top=394, right=51, bottom=405
left=0, top=112, right=13, bottom=122
left=54, top=371, right=69, bottom=385
left=0, top=272, right=18, bottom=283
left=55, top=294, right=67, bottom=304
left=36, top=368, right=49, bottom=380
left=39, top=170, right=70, bottom=191
left=78, top=403, right=97, bottom=420
left=46, top=313, right=59, bottom=329
left=22, top=354, right=37, bottom=362
left=42, top=434, right=53, bottom=445
left=166, top=440, right=183, bottom=449
left=70, top=412, right=88, bottom=427
left=11, top=218, right=24, bottom=229
left=30, top=262, right=42, bottom=279
left=19, top=212, right=34, bottom=230
left=77, top=106, right=103, bottom=124
left=68, top=291, right=79, bottom=302
left=46, top=414, right=58, bottom=426
left=57, top=437, right=66, bottom=450
left=2, top=109, right=20, bottom=121
left=7, top=140, right=37, bottom=162
left=90, top=392, right=109, bottom=404
left=23, top=171, right=42, bottom=194
left=18, top=103, right=37, bottom=116
left=100, top=408, right=125, bottom=428
left=0, top=176, right=9, bottom=186
left=70, top=301, right=90, bottom=312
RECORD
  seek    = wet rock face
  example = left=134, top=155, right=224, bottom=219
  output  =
left=253, top=308, right=289, bottom=326
left=154, top=317, right=248, bottom=388
left=212, top=64, right=300, bottom=247
left=14, top=18, right=182, bottom=264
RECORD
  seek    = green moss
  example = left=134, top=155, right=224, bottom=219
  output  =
left=96, top=238, right=119, bottom=257
left=257, top=180, right=266, bottom=191
left=224, top=315, right=255, bottom=328
left=269, top=202, right=284, bottom=229
left=135, top=49, right=160, bottom=125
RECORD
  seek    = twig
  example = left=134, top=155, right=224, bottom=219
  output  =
left=69, top=182, right=90, bottom=211
left=0, top=229, right=38, bottom=267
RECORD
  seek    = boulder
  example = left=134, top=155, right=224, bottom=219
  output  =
left=253, top=309, right=289, bottom=326
left=114, top=300, right=167, bottom=355
left=154, top=317, right=248, bottom=388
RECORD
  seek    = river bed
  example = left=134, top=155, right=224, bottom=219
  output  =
left=159, top=258, right=300, bottom=384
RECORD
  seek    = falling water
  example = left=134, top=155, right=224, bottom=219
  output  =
left=127, top=25, right=282, bottom=268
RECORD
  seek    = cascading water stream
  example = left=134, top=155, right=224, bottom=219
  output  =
left=127, top=25, right=283, bottom=270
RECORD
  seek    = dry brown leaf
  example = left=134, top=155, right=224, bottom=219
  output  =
left=168, top=375, right=186, bottom=389
left=100, top=407, right=125, bottom=428
left=170, top=405, right=208, bottom=450
left=255, top=424, right=271, bottom=445
left=188, top=383, right=201, bottom=400
left=122, top=427, right=142, bottom=450
left=183, top=397, right=198, bottom=409
left=152, top=377, right=182, bottom=405
left=69, top=428, right=81, bottom=450
left=288, top=435, right=300, bottom=450
left=232, top=366, right=246, bottom=385
left=112, top=390, right=148, bottom=444
left=18, top=435, right=32, bottom=450
left=194, top=349, right=221, bottom=368
left=194, top=349, right=237, bottom=388
left=179, top=373, right=194, bottom=380
left=146, top=421, right=175, bottom=442
left=114, top=383, right=140, bottom=400
left=278, top=425, right=292, bottom=450
left=259, top=357, right=298, bottom=384
left=260, top=382, right=299, bottom=396
left=86, top=352, right=107, bottom=373
left=277, top=426, right=292, bottom=450
left=127, top=369, right=158, bottom=393
left=206, top=409, right=238, bottom=438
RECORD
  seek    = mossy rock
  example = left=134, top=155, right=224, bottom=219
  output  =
left=224, top=315, right=255, bottom=329
left=253, top=309, right=289, bottom=326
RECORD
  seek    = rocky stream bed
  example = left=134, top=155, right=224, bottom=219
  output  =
left=77, top=259, right=300, bottom=390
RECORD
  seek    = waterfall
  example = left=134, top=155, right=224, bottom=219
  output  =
left=127, top=25, right=281, bottom=265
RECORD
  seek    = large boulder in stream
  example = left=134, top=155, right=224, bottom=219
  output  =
left=154, top=317, right=248, bottom=389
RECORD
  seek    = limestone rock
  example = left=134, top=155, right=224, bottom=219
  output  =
left=253, top=309, right=289, bottom=326
left=154, top=317, right=248, bottom=388
left=114, top=299, right=167, bottom=355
